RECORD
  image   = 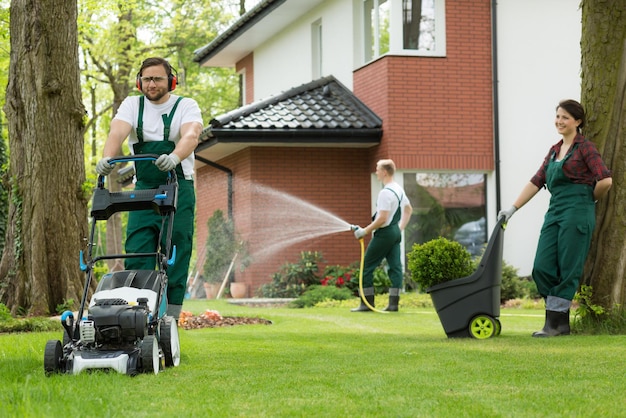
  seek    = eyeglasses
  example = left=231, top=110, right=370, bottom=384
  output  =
left=139, top=76, right=167, bottom=83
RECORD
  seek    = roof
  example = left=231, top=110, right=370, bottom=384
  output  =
left=193, top=0, right=326, bottom=67
left=195, top=76, right=382, bottom=163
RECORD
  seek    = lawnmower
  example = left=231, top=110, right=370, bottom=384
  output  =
left=44, top=154, right=180, bottom=376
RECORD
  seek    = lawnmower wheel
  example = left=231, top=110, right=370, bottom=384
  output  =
left=44, top=340, right=63, bottom=376
left=160, top=316, right=180, bottom=367
left=141, top=335, right=160, bottom=374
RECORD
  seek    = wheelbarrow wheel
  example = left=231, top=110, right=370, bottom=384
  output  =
left=495, top=318, right=502, bottom=336
left=44, top=340, right=63, bottom=376
left=469, top=315, right=497, bottom=339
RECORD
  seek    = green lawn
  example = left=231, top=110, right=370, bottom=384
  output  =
left=2, top=299, right=625, bottom=417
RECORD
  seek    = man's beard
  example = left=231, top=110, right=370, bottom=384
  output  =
left=145, top=89, right=168, bottom=102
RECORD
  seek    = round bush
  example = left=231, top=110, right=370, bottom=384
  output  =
left=407, top=237, right=474, bottom=290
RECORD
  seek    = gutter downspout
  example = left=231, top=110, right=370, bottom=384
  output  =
left=492, top=0, right=502, bottom=214
left=194, top=155, right=233, bottom=220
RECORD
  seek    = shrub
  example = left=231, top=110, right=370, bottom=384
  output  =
left=290, top=285, right=354, bottom=308
left=257, top=251, right=324, bottom=298
left=346, top=264, right=392, bottom=295
left=321, top=264, right=354, bottom=288
left=0, top=303, right=11, bottom=322
left=203, top=209, right=249, bottom=285
left=573, top=285, right=626, bottom=334
left=407, top=237, right=474, bottom=291
left=323, top=262, right=391, bottom=296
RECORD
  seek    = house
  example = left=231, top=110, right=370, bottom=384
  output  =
left=192, top=0, right=582, bottom=296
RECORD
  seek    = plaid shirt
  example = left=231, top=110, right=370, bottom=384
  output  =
left=530, top=133, right=612, bottom=188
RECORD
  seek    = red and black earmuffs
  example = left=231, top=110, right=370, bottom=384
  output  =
left=136, top=70, right=177, bottom=92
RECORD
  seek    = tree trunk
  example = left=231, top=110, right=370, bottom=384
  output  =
left=581, top=0, right=626, bottom=309
left=0, top=0, right=88, bottom=315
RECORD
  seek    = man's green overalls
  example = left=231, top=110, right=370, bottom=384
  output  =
left=362, top=190, right=404, bottom=289
left=126, top=96, right=195, bottom=311
left=532, top=145, right=595, bottom=311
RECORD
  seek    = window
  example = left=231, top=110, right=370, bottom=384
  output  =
left=363, top=0, right=390, bottom=62
left=403, top=172, right=487, bottom=257
left=403, top=0, right=437, bottom=51
left=311, top=19, right=323, bottom=79
left=362, top=0, right=445, bottom=63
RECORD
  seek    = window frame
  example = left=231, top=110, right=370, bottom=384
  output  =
left=361, top=0, right=446, bottom=64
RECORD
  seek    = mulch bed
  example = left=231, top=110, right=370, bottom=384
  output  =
left=179, top=310, right=272, bottom=330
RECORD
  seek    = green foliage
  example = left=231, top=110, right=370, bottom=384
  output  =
left=0, top=122, right=8, bottom=259
left=290, top=285, right=353, bottom=308
left=572, top=285, right=626, bottom=334
left=323, top=262, right=390, bottom=295
left=260, top=255, right=392, bottom=300
left=321, top=264, right=355, bottom=288
left=0, top=302, right=62, bottom=332
left=9, top=176, right=22, bottom=260
left=407, top=237, right=474, bottom=290
left=203, top=209, right=248, bottom=284
left=55, top=299, right=75, bottom=315
left=256, top=251, right=324, bottom=298
left=468, top=254, right=540, bottom=302
left=345, top=264, right=392, bottom=296
left=0, top=303, right=11, bottom=321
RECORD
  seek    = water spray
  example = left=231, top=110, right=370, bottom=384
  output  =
left=350, top=226, right=388, bottom=314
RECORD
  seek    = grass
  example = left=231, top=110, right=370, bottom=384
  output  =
left=2, top=298, right=626, bottom=417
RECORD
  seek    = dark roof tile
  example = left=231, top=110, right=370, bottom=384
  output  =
left=208, top=76, right=381, bottom=132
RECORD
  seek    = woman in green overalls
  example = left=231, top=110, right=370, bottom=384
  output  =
left=96, top=57, right=204, bottom=321
left=499, top=100, right=612, bottom=337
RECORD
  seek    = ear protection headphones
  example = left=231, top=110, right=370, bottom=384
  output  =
left=136, top=66, right=178, bottom=92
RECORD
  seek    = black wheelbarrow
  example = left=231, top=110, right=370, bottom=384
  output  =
left=426, top=217, right=506, bottom=338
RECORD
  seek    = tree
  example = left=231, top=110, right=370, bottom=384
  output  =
left=79, top=0, right=146, bottom=271
left=581, top=0, right=626, bottom=310
left=0, top=6, right=11, bottom=262
left=0, top=0, right=88, bottom=315
left=77, top=0, right=239, bottom=272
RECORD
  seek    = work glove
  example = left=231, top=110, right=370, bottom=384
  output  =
left=96, top=157, right=114, bottom=176
left=354, top=227, right=366, bottom=240
left=155, top=153, right=180, bottom=172
left=498, top=205, right=517, bottom=223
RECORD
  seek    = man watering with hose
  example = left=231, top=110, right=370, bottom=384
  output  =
left=352, top=159, right=413, bottom=312
left=96, top=57, right=203, bottom=321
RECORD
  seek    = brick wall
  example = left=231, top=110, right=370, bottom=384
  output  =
left=354, top=0, right=493, bottom=171
left=195, top=147, right=372, bottom=296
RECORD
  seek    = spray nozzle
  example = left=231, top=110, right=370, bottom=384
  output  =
left=349, top=225, right=359, bottom=231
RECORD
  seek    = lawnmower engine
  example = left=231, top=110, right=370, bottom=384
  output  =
left=87, top=298, right=150, bottom=345
left=62, top=296, right=156, bottom=376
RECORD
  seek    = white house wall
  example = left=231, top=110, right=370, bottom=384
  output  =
left=497, top=0, right=581, bottom=276
left=250, top=0, right=582, bottom=277
left=253, top=0, right=354, bottom=99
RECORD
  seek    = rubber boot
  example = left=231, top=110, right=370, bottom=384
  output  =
left=351, top=287, right=375, bottom=312
left=557, top=310, right=571, bottom=335
left=383, top=288, right=400, bottom=312
left=532, top=310, right=570, bottom=337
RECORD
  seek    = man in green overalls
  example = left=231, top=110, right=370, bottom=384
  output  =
left=96, top=57, right=203, bottom=321
left=499, top=100, right=612, bottom=337
left=352, top=159, right=413, bottom=312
